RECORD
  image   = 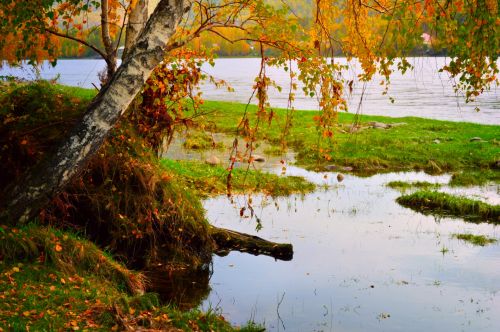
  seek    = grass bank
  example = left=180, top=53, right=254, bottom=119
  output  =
left=0, top=225, right=261, bottom=331
left=197, top=100, right=499, bottom=182
left=161, top=159, right=315, bottom=197
left=396, top=191, right=500, bottom=223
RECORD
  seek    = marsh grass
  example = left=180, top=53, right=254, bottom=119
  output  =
left=396, top=191, right=500, bottom=223
left=161, top=159, right=315, bottom=197
left=449, top=170, right=500, bottom=186
left=386, top=181, right=441, bottom=191
left=452, top=233, right=498, bottom=246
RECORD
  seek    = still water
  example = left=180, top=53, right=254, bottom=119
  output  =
left=202, top=168, right=500, bottom=332
left=161, top=134, right=500, bottom=331
left=1, top=57, right=499, bottom=124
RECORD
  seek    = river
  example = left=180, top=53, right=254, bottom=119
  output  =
left=1, top=57, right=499, bottom=124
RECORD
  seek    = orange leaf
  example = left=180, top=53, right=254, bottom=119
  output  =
left=55, top=244, right=63, bottom=252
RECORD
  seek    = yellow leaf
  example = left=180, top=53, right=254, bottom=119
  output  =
left=60, top=278, right=66, bottom=284
left=23, top=311, right=31, bottom=317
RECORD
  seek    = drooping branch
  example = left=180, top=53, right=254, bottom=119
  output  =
left=44, top=27, right=108, bottom=60
left=0, top=0, right=191, bottom=225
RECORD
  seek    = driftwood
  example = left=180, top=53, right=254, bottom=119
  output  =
left=210, top=226, right=293, bottom=261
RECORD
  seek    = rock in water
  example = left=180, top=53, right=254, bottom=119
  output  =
left=325, top=165, right=338, bottom=171
left=337, top=173, right=344, bottom=182
left=368, top=121, right=390, bottom=129
left=252, top=154, right=266, bottom=162
left=205, top=155, right=220, bottom=165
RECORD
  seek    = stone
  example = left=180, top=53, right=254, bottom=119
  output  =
left=205, top=155, right=220, bottom=165
left=325, top=165, right=339, bottom=171
left=368, top=121, right=390, bottom=129
left=252, top=154, right=266, bottom=162
left=433, top=139, right=440, bottom=144
left=341, top=166, right=353, bottom=172
left=470, top=137, right=482, bottom=142
left=337, top=173, right=344, bottom=182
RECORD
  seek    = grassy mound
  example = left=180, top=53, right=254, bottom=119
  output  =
left=0, top=81, right=214, bottom=269
left=396, top=191, right=500, bottom=223
left=386, top=181, right=441, bottom=191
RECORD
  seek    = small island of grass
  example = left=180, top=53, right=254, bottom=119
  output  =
left=396, top=191, right=500, bottom=223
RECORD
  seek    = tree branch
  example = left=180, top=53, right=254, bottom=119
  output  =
left=44, top=28, right=108, bottom=60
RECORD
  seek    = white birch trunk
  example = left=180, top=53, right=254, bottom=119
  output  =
left=123, top=0, right=149, bottom=59
left=1, top=0, right=191, bottom=224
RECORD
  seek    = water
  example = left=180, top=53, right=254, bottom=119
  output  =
left=162, top=136, right=500, bottom=331
left=202, top=169, right=500, bottom=331
left=1, top=57, right=499, bottom=124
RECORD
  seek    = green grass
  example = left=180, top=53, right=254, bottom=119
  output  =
left=396, top=191, right=500, bottom=223
left=183, top=130, right=224, bottom=150
left=386, top=181, right=441, bottom=191
left=452, top=233, right=498, bottom=246
left=449, top=170, right=500, bottom=186
left=161, top=158, right=315, bottom=197
left=0, top=224, right=262, bottom=331
left=195, top=100, right=499, bottom=181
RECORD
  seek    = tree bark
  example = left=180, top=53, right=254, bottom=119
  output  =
left=1, top=0, right=191, bottom=225
left=123, top=0, right=149, bottom=59
left=210, top=226, right=294, bottom=261
left=101, top=0, right=118, bottom=80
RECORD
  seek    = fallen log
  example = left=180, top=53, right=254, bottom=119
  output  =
left=210, top=226, right=293, bottom=261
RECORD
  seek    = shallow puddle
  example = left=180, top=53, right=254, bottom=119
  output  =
left=201, top=169, right=500, bottom=331
left=162, top=131, right=296, bottom=171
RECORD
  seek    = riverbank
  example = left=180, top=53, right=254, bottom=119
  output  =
left=1, top=81, right=497, bottom=330
left=39, top=85, right=499, bottom=184
left=196, top=100, right=499, bottom=184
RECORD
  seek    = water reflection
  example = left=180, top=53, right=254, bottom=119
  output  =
left=202, top=170, right=500, bottom=331
left=145, top=264, right=212, bottom=310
